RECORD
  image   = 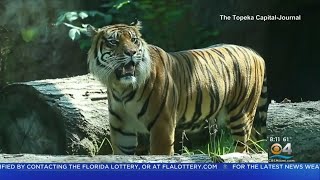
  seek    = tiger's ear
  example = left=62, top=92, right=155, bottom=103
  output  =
left=130, top=19, right=142, bottom=30
left=85, top=24, right=98, bottom=37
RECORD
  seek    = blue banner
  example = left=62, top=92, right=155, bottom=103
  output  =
left=0, top=163, right=319, bottom=180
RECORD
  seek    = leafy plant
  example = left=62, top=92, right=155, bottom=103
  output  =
left=181, top=124, right=267, bottom=159
left=20, top=27, right=39, bottom=42
left=57, top=1, right=182, bottom=50
left=55, top=0, right=130, bottom=50
left=56, top=0, right=220, bottom=52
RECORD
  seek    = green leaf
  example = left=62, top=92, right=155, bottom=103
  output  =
left=56, top=14, right=66, bottom=25
left=114, top=0, right=131, bottom=9
left=87, top=11, right=108, bottom=18
left=68, top=28, right=81, bottom=41
left=78, top=12, right=89, bottom=19
left=81, top=24, right=89, bottom=28
left=21, top=28, right=38, bottom=42
left=66, top=12, right=78, bottom=22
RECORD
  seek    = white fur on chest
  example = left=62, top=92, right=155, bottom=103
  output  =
left=111, top=99, right=149, bottom=134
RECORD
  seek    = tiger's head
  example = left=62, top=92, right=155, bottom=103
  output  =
left=87, top=21, right=151, bottom=90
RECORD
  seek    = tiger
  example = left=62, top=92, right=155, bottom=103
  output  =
left=86, top=21, right=268, bottom=155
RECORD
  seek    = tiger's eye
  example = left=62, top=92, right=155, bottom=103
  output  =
left=131, top=37, right=138, bottom=44
left=108, top=39, right=118, bottom=46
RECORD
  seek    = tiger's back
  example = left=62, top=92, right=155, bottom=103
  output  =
left=149, top=44, right=268, bottom=151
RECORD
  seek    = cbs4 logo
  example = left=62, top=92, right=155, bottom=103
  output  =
left=271, top=143, right=292, bottom=155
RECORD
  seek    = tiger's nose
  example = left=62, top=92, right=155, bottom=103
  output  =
left=124, top=49, right=137, bottom=56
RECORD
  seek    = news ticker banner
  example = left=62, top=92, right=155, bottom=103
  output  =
left=0, top=163, right=319, bottom=180
left=0, top=163, right=319, bottom=171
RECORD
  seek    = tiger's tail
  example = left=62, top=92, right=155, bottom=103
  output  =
left=252, top=73, right=269, bottom=142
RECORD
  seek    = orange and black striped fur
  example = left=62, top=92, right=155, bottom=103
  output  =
left=87, top=22, right=268, bottom=155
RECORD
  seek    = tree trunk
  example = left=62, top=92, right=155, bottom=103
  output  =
left=0, top=74, right=111, bottom=156
left=0, top=26, right=11, bottom=88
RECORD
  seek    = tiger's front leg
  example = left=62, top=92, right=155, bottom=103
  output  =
left=149, top=112, right=175, bottom=155
left=109, top=117, right=138, bottom=155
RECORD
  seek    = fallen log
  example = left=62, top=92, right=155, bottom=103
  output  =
left=0, top=153, right=267, bottom=163
left=0, top=154, right=211, bottom=163
left=0, top=74, right=319, bottom=162
left=0, top=74, right=111, bottom=156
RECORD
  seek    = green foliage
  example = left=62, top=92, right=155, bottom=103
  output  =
left=55, top=1, right=120, bottom=49
left=56, top=0, right=220, bottom=52
left=20, top=27, right=39, bottom=42
left=113, top=0, right=131, bottom=9
left=183, top=129, right=234, bottom=157
left=182, top=128, right=267, bottom=159
left=68, top=28, right=81, bottom=41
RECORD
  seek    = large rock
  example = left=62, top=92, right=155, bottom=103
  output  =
left=267, top=101, right=320, bottom=162
left=220, top=153, right=268, bottom=163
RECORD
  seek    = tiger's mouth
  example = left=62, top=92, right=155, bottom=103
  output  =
left=115, top=61, right=136, bottom=79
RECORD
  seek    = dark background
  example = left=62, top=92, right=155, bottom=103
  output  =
left=0, top=0, right=319, bottom=102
